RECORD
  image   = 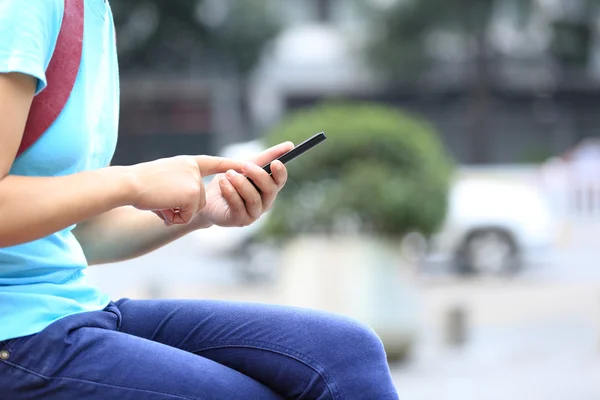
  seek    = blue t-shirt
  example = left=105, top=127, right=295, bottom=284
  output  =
left=0, top=0, right=119, bottom=342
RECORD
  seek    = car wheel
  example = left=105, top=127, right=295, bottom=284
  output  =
left=456, top=229, right=520, bottom=276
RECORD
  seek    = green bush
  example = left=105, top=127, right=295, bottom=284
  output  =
left=260, top=102, right=454, bottom=239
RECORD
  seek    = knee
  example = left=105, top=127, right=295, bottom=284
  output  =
left=303, top=310, right=388, bottom=365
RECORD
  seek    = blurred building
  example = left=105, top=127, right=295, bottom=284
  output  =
left=252, top=0, right=600, bottom=165
left=112, top=0, right=600, bottom=166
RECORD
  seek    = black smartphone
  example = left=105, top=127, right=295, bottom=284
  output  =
left=247, top=132, right=327, bottom=190
left=262, top=132, right=327, bottom=174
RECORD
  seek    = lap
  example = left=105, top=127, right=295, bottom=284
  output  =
left=0, top=299, right=398, bottom=399
left=0, top=304, right=282, bottom=400
left=116, top=298, right=395, bottom=399
left=117, top=297, right=377, bottom=359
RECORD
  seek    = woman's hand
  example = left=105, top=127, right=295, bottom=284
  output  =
left=197, top=142, right=294, bottom=228
left=128, top=155, right=243, bottom=225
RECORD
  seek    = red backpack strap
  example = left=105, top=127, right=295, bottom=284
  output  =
left=16, top=0, right=84, bottom=158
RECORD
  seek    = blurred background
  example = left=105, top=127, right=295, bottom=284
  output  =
left=87, top=0, right=600, bottom=398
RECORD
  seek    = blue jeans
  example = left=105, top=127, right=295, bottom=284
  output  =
left=0, top=299, right=399, bottom=399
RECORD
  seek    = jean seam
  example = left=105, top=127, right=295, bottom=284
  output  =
left=0, top=359, right=198, bottom=400
left=192, top=340, right=343, bottom=400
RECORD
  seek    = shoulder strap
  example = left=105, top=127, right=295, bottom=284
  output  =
left=16, top=0, right=84, bottom=158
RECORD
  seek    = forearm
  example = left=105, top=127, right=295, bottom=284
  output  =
left=0, top=167, right=135, bottom=248
left=73, top=206, right=213, bottom=265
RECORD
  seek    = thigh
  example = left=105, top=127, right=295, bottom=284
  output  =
left=116, top=299, right=398, bottom=400
left=0, top=306, right=282, bottom=400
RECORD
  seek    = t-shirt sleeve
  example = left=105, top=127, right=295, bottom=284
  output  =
left=0, top=0, right=63, bottom=94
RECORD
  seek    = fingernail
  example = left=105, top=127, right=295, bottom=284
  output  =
left=226, top=170, right=237, bottom=179
left=273, top=161, right=282, bottom=172
left=242, top=162, right=254, bottom=172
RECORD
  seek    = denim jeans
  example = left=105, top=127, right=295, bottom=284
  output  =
left=0, top=299, right=399, bottom=399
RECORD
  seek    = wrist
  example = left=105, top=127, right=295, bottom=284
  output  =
left=192, top=208, right=214, bottom=230
left=97, top=165, right=140, bottom=208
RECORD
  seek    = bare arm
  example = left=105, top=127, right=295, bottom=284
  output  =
left=0, top=73, right=135, bottom=247
left=73, top=206, right=212, bottom=265
left=0, top=72, right=243, bottom=249
left=73, top=142, right=294, bottom=266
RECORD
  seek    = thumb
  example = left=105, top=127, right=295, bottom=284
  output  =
left=194, top=155, right=243, bottom=176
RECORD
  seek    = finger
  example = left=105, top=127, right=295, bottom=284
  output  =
left=152, top=210, right=173, bottom=226
left=264, top=161, right=287, bottom=212
left=164, top=206, right=195, bottom=225
left=218, top=176, right=249, bottom=225
left=242, top=161, right=279, bottom=208
left=248, top=141, right=294, bottom=167
left=270, top=160, right=288, bottom=189
left=158, top=209, right=176, bottom=224
left=194, top=155, right=243, bottom=177
left=196, top=178, right=207, bottom=211
left=226, top=169, right=263, bottom=220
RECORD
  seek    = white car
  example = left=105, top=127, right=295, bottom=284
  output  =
left=426, top=175, right=558, bottom=276
left=195, top=140, right=557, bottom=277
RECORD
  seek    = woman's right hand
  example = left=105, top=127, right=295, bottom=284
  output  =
left=127, top=155, right=243, bottom=225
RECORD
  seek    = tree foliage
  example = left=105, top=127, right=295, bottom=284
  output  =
left=110, top=0, right=280, bottom=77
left=365, top=0, right=600, bottom=78
left=261, top=102, right=454, bottom=239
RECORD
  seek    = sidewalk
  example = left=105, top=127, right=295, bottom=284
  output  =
left=390, top=280, right=600, bottom=400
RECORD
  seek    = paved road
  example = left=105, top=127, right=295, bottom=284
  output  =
left=389, top=279, right=600, bottom=400
left=396, top=225, right=600, bottom=400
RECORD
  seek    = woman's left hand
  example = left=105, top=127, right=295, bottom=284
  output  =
left=196, top=142, right=294, bottom=228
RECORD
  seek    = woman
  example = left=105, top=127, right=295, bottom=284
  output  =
left=0, top=0, right=400, bottom=399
